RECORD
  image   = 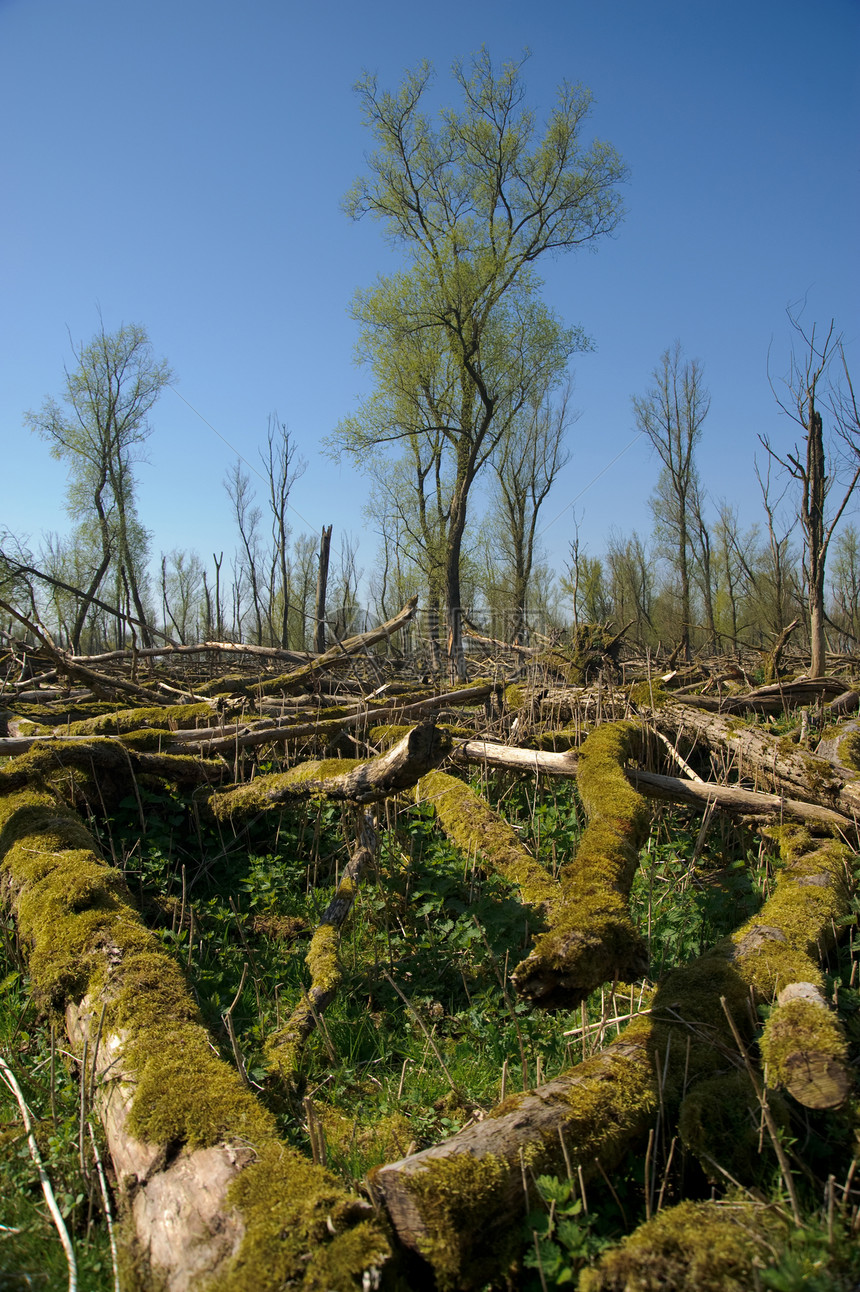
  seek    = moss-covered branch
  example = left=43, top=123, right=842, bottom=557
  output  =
left=211, top=722, right=452, bottom=816
left=0, top=781, right=392, bottom=1290
left=512, top=721, right=650, bottom=1006
left=265, top=814, right=377, bottom=1088
left=413, top=768, right=558, bottom=908
left=579, top=1199, right=790, bottom=1292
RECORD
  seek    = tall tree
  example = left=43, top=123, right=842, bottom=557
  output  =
left=332, top=50, right=626, bottom=676
left=26, top=320, right=171, bottom=651
left=488, top=385, right=573, bottom=641
left=763, top=311, right=860, bottom=678
left=633, top=343, right=710, bottom=657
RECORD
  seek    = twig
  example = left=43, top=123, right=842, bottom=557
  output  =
left=719, top=995, right=802, bottom=1226
left=0, top=1052, right=77, bottom=1291
left=88, top=1123, right=120, bottom=1292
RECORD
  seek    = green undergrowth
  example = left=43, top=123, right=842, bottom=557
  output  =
left=0, top=933, right=116, bottom=1290
left=6, top=746, right=859, bottom=1289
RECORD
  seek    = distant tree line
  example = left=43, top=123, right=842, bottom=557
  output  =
left=2, top=53, right=858, bottom=672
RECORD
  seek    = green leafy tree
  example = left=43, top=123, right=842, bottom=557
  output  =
left=332, top=50, right=626, bottom=676
left=26, top=320, right=172, bottom=651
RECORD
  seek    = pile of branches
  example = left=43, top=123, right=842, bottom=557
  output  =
left=1, top=599, right=858, bottom=1290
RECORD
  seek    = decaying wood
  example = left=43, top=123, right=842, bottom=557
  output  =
left=373, top=821, right=856, bottom=1287
left=265, top=813, right=378, bottom=1086
left=0, top=778, right=391, bottom=1291
left=453, top=738, right=852, bottom=827
left=652, top=699, right=860, bottom=817
left=760, top=981, right=851, bottom=1109
left=210, top=722, right=451, bottom=814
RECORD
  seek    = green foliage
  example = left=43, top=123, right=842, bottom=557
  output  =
left=631, top=809, right=776, bottom=974
left=0, top=937, right=115, bottom=1289
left=331, top=50, right=625, bottom=627
left=523, top=1175, right=612, bottom=1288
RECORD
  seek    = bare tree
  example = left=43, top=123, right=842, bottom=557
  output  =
left=261, top=416, right=306, bottom=647
left=762, top=310, right=860, bottom=677
left=633, top=343, right=710, bottom=657
left=224, top=461, right=264, bottom=644
left=26, top=320, right=171, bottom=651
left=489, top=386, right=574, bottom=642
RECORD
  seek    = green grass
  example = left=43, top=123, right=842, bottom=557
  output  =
left=3, top=766, right=858, bottom=1290
left=0, top=923, right=116, bottom=1291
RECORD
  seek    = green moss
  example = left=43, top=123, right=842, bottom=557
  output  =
left=215, top=1142, right=392, bottom=1292
left=760, top=995, right=850, bottom=1104
left=504, top=684, right=527, bottom=711
left=679, top=1070, right=790, bottom=1184
left=415, top=769, right=555, bottom=908
left=579, top=1199, right=782, bottom=1292
left=403, top=1153, right=513, bottom=1289
left=628, top=682, right=673, bottom=708
left=65, top=703, right=216, bottom=735
left=729, top=832, right=851, bottom=998
left=368, top=724, right=411, bottom=747
left=512, top=722, right=649, bottom=1005
left=211, top=758, right=364, bottom=817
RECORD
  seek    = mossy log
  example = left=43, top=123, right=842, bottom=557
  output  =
left=452, top=738, right=851, bottom=827
left=0, top=739, right=225, bottom=806
left=511, top=722, right=649, bottom=1006
left=0, top=783, right=392, bottom=1290
left=653, top=699, right=860, bottom=817
left=265, top=814, right=378, bottom=1086
left=760, top=981, right=851, bottom=1109
left=373, top=823, right=856, bottom=1287
left=579, top=1198, right=788, bottom=1292
left=211, top=721, right=452, bottom=816
left=412, top=767, right=557, bottom=907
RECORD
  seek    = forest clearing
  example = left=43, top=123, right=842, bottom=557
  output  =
left=1, top=604, right=858, bottom=1291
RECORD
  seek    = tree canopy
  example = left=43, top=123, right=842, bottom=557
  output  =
left=332, top=49, right=627, bottom=674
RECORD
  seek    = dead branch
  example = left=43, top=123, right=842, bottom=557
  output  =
left=265, top=813, right=378, bottom=1087
left=210, top=722, right=452, bottom=814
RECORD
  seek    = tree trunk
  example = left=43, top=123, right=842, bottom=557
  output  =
left=314, top=524, right=332, bottom=654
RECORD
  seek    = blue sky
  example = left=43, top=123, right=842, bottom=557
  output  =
left=1, top=0, right=858, bottom=602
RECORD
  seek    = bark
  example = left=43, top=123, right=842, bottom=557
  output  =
left=451, top=740, right=852, bottom=829
left=373, top=825, right=856, bottom=1288
left=652, top=699, right=860, bottom=817
left=210, top=722, right=451, bottom=815
left=314, top=524, right=332, bottom=654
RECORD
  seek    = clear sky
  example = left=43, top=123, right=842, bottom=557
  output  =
left=1, top=0, right=858, bottom=602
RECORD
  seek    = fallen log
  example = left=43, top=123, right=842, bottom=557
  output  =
left=210, top=721, right=452, bottom=814
left=651, top=699, right=860, bottom=817
left=511, top=721, right=649, bottom=1006
left=0, top=783, right=392, bottom=1291
left=265, top=813, right=378, bottom=1087
left=411, top=765, right=557, bottom=915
